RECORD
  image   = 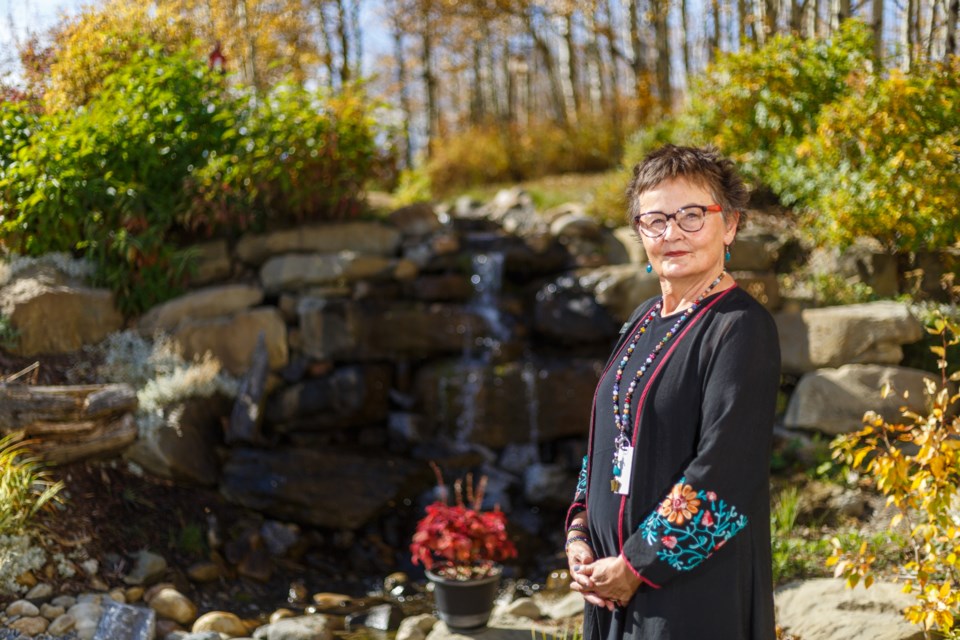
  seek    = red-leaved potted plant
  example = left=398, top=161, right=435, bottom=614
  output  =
left=411, top=463, right=517, bottom=629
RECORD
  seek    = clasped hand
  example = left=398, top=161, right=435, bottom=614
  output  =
left=569, top=555, right=642, bottom=611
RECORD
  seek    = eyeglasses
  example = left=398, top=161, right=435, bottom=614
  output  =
left=633, top=204, right=723, bottom=238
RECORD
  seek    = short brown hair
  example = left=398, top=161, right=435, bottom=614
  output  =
left=626, top=145, right=749, bottom=230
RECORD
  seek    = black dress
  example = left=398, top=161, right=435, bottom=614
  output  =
left=566, top=286, right=780, bottom=640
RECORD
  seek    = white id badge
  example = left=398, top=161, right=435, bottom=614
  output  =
left=616, top=446, right=634, bottom=495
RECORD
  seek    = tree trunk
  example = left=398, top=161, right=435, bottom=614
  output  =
left=680, top=0, right=692, bottom=76
left=927, top=0, right=942, bottom=58
left=350, top=0, right=362, bottom=80
left=471, top=40, right=485, bottom=124
left=528, top=12, right=569, bottom=126
left=560, top=13, right=580, bottom=121
left=652, top=0, right=672, bottom=108
left=421, top=13, right=440, bottom=154
left=336, top=0, right=351, bottom=84
left=738, top=0, right=751, bottom=46
left=765, top=0, right=779, bottom=38
left=628, top=0, right=648, bottom=103
left=838, top=0, right=851, bottom=24
left=317, top=1, right=337, bottom=88
left=871, top=0, right=884, bottom=64
left=710, top=0, right=722, bottom=59
left=947, top=0, right=959, bottom=55
left=391, top=14, right=413, bottom=168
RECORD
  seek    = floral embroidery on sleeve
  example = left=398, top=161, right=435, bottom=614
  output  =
left=638, top=478, right=747, bottom=571
left=574, top=455, right=588, bottom=498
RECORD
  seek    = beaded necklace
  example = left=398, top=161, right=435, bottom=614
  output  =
left=610, top=271, right=726, bottom=493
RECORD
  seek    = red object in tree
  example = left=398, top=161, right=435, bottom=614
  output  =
left=209, top=41, right=226, bottom=73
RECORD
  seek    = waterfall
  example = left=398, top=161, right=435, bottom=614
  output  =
left=451, top=252, right=506, bottom=447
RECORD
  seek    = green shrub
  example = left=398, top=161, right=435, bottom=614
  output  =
left=784, top=60, right=960, bottom=253
left=0, top=48, right=379, bottom=315
left=0, top=47, right=228, bottom=314
left=187, top=84, right=377, bottom=231
left=685, top=20, right=873, bottom=186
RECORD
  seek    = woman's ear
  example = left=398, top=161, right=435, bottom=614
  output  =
left=724, top=210, right=741, bottom=243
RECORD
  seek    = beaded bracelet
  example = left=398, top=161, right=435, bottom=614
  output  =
left=564, top=535, right=591, bottom=551
left=567, top=522, right=589, bottom=534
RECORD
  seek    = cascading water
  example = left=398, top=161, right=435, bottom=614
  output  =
left=452, top=253, right=506, bottom=447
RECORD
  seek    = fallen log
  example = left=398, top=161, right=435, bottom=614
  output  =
left=0, top=383, right=139, bottom=463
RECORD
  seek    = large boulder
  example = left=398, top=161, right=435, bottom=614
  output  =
left=0, top=279, right=123, bottom=356
left=236, top=222, right=401, bottom=266
left=533, top=275, right=619, bottom=344
left=298, top=299, right=496, bottom=361
left=186, top=239, right=233, bottom=287
left=124, top=395, right=231, bottom=486
left=138, top=284, right=264, bottom=334
left=775, top=301, right=923, bottom=374
left=774, top=578, right=922, bottom=640
left=259, top=253, right=417, bottom=294
left=171, top=308, right=288, bottom=375
left=784, top=364, right=940, bottom=435
left=220, top=448, right=422, bottom=529
left=415, top=357, right=603, bottom=448
left=577, top=265, right=661, bottom=323
left=265, top=365, right=392, bottom=432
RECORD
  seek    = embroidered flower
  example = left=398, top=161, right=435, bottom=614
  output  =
left=658, top=483, right=701, bottom=525
left=639, top=478, right=748, bottom=572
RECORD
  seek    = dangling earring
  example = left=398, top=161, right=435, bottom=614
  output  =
left=724, top=245, right=731, bottom=263
left=646, top=262, right=653, bottom=274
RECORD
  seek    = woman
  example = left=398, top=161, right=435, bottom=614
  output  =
left=564, top=145, right=780, bottom=640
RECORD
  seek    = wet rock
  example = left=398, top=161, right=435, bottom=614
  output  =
left=123, top=550, right=168, bottom=585
left=52, top=595, right=77, bottom=608
left=578, top=264, right=662, bottom=323
left=107, top=588, right=126, bottom=603
left=298, top=298, right=497, bottom=361
left=311, top=593, right=352, bottom=611
left=264, top=365, right=391, bottom=432
left=416, top=357, right=603, bottom=448
left=261, top=521, right=300, bottom=556
left=192, top=611, right=249, bottom=636
left=533, top=275, right=619, bottom=344
left=221, top=448, right=421, bottom=529
left=523, top=464, right=576, bottom=508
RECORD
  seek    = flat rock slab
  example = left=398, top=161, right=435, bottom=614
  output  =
left=774, top=578, right=924, bottom=640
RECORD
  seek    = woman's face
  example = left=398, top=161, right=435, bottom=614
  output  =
left=634, top=178, right=737, bottom=283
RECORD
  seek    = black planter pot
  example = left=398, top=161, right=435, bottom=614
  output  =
left=426, top=569, right=500, bottom=631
